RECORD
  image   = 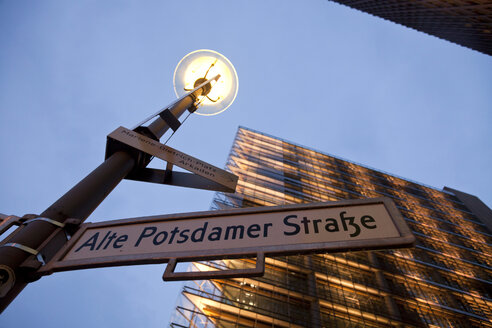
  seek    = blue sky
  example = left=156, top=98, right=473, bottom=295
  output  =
left=0, top=1, right=491, bottom=327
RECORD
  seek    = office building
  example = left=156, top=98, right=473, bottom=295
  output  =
left=170, top=126, right=491, bottom=327
left=330, top=0, right=492, bottom=56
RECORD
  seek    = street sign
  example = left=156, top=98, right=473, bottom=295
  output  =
left=39, top=198, right=414, bottom=280
left=108, top=126, right=238, bottom=191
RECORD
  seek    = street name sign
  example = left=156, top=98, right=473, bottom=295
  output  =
left=108, top=126, right=238, bottom=191
left=39, top=198, right=415, bottom=280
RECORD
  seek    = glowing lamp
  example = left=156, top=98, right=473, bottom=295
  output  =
left=173, top=50, right=238, bottom=115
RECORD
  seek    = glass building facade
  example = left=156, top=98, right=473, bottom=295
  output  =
left=329, top=0, right=492, bottom=56
left=170, top=126, right=492, bottom=327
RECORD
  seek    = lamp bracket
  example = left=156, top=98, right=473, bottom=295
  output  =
left=159, top=109, right=181, bottom=132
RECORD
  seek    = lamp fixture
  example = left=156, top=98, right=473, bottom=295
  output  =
left=173, top=49, right=238, bottom=116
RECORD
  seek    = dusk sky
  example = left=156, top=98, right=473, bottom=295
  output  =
left=0, top=1, right=491, bottom=327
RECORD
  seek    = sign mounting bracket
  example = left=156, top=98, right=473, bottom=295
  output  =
left=162, top=253, right=265, bottom=281
left=105, top=126, right=238, bottom=193
left=126, top=168, right=236, bottom=192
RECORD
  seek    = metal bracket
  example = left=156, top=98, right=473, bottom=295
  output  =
left=0, top=215, right=84, bottom=278
left=108, top=126, right=238, bottom=192
left=1, top=242, right=45, bottom=266
left=124, top=143, right=235, bottom=192
left=159, top=109, right=181, bottom=132
left=24, top=217, right=65, bottom=228
left=188, top=102, right=198, bottom=113
left=2, top=243, right=38, bottom=256
left=125, top=153, right=235, bottom=192
left=0, top=215, right=25, bottom=236
left=0, top=264, right=15, bottom=297
left=164, top=162, right=173, bottom=183
left=62, top=218, right=83, bottom=236
left=105, top=133, right=150, bottom=168
left=162, top=253, right=265, bottom=281
left=126, top=168, right=236, bottom=192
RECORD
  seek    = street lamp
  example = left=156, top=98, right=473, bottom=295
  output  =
left=133, top=49, right=238, bottom=141
left=0, top=50, right=238, bottom=312
left=174, top=49, right=238, bottom=116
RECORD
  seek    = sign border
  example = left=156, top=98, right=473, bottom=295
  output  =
left=39, top=197, right=415, bottom=275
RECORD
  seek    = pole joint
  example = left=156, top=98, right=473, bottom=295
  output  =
left=0, top=215, right=84, bottom=286
left=105, top=136, right=152, bottom=170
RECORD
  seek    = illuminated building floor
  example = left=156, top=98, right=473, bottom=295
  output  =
left=170, top=127, right=491, bottom=327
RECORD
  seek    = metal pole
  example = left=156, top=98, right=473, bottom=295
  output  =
left=147, top=93, right=195, bottom=138
left=0, top=79, right=212, bottom=312
left=0, top=151, right=135, bottom=311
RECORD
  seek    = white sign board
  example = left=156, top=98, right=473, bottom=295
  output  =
left=40, top=198, right=414, bottom=276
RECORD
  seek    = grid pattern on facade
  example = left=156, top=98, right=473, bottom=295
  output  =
left=170, top=126, right=492, bottom=327
left=330, top=0, right=492, bottom=56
